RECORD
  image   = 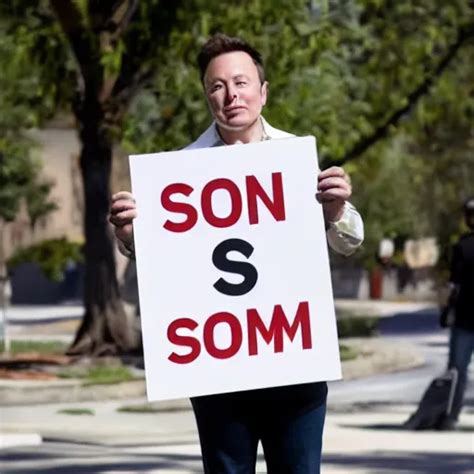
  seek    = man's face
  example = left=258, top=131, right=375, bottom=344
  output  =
left=203, top=51, right=267, bottom=131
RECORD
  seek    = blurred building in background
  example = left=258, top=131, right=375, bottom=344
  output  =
left=5, top=117, right=130, bottom=303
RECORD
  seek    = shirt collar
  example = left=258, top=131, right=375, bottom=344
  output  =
left=211, top=117, right=270, bottom=147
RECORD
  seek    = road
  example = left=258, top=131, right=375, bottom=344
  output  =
left=329, top=306, right=473, bottom=408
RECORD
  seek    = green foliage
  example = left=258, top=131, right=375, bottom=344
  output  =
left=25, top=181, right=59, bottom=229
left=0, top=19, right=58, bottom=227
left=339, top=343, right=358, bottom=361
left=0, top=1, right=76, bottom=118
left=1, top=0, right=473, bottom=277
left=351, top=41, right=474, bottom=270
left=8, top=238, right=83, bottom=282
left=122, top=0, right=474, bottom=274
left=122, top=0, right=472, bottom=159
left=0, top=147, right=37, bottom=222
left=336, top=315, right=379, bottom=338
left=0, top=141, right=56, bottom=228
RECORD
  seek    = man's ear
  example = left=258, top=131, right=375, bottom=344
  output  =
left=261, top=81, right=268, bottom=106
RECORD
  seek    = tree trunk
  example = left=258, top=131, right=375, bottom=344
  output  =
left=67, top=110, right=136, bottom=356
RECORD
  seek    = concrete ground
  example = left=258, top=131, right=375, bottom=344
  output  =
left=1, top=300, right=473, bottom=473
left=1, top=398, right=473, bottom=473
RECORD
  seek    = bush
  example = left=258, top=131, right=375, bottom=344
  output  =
left=336, top=315, right=379, bottom=338
left=8, top=238, right=83, bottom=282
left=339, top=343, right=358, bottom=361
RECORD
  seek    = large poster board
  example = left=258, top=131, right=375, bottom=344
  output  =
left=129, top=136, right=341, bottom=401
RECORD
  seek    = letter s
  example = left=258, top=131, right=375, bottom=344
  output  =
left=212, top=238, right=258, bottom=296
left=167, top=318, right=201, bottom=364
left=161, top=183, right=198, bottom=232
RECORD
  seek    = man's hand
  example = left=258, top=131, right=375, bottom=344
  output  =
left=317, top=166, right=352, bottom=223
left=109, top=191, right=137, bottom=249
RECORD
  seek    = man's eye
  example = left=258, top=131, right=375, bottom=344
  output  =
left=237, top=81, right=247, bottom=87
left=211, top=84, right=222, bottom=92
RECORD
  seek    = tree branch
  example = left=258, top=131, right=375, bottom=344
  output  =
left=327, top=24, right=474, bottom=167
left=111, top=0, right=183, bottom=104
left=49, top=0, right=98, bottom=90
left=107, top=0, right=139, bottom=40
left=115, top=67, right=155, bottom=105
left=97, top=1, right=139, bottom=103
left=101, top=67, right=154, bottom=127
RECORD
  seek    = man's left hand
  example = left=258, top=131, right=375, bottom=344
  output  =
left=317, top=166, right=352, bottom=222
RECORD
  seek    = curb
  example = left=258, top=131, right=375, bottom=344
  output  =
left=0, top=339, right=424, bottom=408
left=341, top=338, right=424, bottom=380
left=0, top=433, right=42, bottom=449
left=0, top=379, right=146, bottom=407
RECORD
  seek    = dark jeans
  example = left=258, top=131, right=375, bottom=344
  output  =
left=191, top=383, right=327, bottom=474
left=448, top=326, right=474, bottom=421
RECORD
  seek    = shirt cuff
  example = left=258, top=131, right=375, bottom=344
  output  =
left=326, top=202, right=364, bottom=256
left=118, top=240, right=135, bottom=260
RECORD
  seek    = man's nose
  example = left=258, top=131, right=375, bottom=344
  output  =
left=225, top=84, right=238, bottom=104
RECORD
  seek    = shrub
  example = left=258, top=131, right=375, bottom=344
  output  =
left=336, top=314, right=379, bottom=338
left=8, top=238, right=83, bottom=282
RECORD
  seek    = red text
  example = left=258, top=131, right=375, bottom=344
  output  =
left=161, top=172, right=286, bottom=232
left=167, top=301, right=312, bottom=364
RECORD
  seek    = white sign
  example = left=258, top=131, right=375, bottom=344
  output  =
left=129, top=136, right=341, bottom=401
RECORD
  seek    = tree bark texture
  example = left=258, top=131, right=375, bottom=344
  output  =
left=67, top=106, right=135, bottom=356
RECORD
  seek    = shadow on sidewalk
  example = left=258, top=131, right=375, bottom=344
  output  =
left=323, top=451, right=473, bottom=473
left=1, top=447, right=203, bottom=473
left=338, top=422, right=474, bottom=433
left=378, top=309, right=440, bottom=336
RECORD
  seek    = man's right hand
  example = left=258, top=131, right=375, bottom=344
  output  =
left=109, top=191, right=137, bottom=250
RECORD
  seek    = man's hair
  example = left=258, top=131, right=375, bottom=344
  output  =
left=463, top=197, right=474, bottom=214
left=197, top=33, right=265, bottom=84
left=464, top=197, right=474, bottom=230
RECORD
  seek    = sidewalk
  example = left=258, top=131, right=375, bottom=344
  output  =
left=1, top=398, right=472, bottom=473
left=2, top=299, right=456, bottom=468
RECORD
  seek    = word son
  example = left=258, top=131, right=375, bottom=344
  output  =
left=160, top=172, right=314, bottom=363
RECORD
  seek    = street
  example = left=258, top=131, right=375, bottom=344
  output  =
left=329, top=306, right=462, bottom=407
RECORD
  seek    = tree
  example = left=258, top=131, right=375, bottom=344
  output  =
left=1, top=0, right=189, bottom=355
left=124, top=0, right=473, bottom=270
left=348, top=6, right=474, bottom=269
left=1, top=0, right=472, bottom=355
left=0, top=31, right=58, bottom=353
left=3, top=0, right=324, bottom=355
left=0, top=30, right=57, bottom=279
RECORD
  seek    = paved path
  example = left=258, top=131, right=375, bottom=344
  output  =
left=1, top=301, right=473, bottom=473
left=1, top=402, right=472, bottom=473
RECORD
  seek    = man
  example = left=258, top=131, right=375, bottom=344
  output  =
left=110, top=34, right=363, bottom=473
left=439, top=197, right=474, bottom=430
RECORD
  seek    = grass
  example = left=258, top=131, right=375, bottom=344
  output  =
left=339, top=343, right=358, bottom=361
left=118, top=403, right=162, bottom=414
left=0, top=340, right=67, bottom=355
left=58, top=365, right=137, bottom=385
left=57, top=408, right=95, bottom=416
